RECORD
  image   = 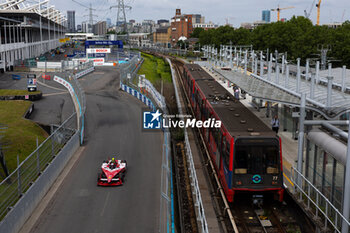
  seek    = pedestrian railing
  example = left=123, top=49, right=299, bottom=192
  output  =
left=291, top=167, right=350, bottom=233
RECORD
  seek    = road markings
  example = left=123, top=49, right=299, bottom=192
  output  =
left=37, top=80, right=66, bottom=91
left=100, top=192, right=110, bottom=216
left=43, top=91, right=68, bottom=97
left=283, top=172, right=294, bottom=186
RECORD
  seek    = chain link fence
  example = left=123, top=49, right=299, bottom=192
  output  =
left=0, top=113, right=77, bottom=219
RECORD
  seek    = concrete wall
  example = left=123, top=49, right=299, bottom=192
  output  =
left=0, top=132, right=80, bottom=233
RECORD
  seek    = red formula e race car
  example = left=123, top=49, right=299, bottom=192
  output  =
left=97, top=159, right=127, bottom=186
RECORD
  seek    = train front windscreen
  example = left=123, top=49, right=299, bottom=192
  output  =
left=232, top=138, right=282, bottom=188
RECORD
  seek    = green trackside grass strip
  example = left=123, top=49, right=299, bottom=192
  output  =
left=137, top=52, right=172, bottom=85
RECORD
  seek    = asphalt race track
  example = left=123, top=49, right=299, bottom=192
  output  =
left=28, top=67, right=163, bottom=233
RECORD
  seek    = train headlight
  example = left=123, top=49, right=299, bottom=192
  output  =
left=272, top=181, right=278, bottom=185
left=236, top=181, right=242, bottom=185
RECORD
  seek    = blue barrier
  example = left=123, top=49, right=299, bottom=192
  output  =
left=120, top=83, right=156, bottom=111
left=12, top=74, right=21, bottom=80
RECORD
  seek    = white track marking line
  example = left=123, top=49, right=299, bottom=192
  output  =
left=100, top=192, right=111, bottom=217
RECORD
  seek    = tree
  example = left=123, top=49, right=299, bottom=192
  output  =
left=191, top=28, right=204, bottom=38
left=196, top=16, right=350, bottom=66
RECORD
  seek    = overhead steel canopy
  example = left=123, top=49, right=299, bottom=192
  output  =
left=195, top=61, right=350, bottom=119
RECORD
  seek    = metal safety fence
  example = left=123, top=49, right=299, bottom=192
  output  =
left=0, top=113, right=77, bottom=219
left=119, top=55, right=174, bottom=233
left=0, top=55, right=89, bottom=220
left=54, top=61, right=88, bottom=145
left=291, top=167, right=350, bottom=233
left=129, top=45, right=189, bottom=57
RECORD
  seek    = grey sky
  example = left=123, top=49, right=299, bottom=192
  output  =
left=54, top=0, right=350, bottom=27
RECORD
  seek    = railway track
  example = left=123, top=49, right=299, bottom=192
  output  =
left=168, top=57, right=314, bottom=233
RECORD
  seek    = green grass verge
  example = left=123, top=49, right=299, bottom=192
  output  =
left=0, top=89, right=41, bottom=96
left=137, top=52, right=172, bottom=85
left=0, top=101, right=48, bottom=173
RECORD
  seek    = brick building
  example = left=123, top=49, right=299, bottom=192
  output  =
left=153, top=27, right=171, bottom=47
left=170, top=9, right=193, bottom=46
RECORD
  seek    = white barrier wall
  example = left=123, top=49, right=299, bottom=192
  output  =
left=37, top=61, right=62, bottom=69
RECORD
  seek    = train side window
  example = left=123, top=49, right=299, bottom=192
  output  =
left=222, top=137, right=230, bottom=167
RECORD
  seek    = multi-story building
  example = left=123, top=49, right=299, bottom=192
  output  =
left=67, top=10, right=75, bottom=33
left=192, top=14, right=204, bottom=24
left=81, top=22, right=90, bottom=33
left=93, top=21, right=107, bottom=35
left=193, top=22, right=218, bottom=30
left=153, top=27, right=171, bottom=47
left=129, top=33, right=152, bottom=47
left=77, top=24, right=82, bottom=32
left=157, top=19, right=170, bottom=27
left=106, top=18, right=112, bottom=28
left=240, top=20, right=268, bottom=29
left=170, top=9, right=193, bottom=46
left=262, top=10, right=271, bottom=23
left=0, top=4, right=66, bottom=72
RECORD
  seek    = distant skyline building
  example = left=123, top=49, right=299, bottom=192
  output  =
left=67, top=10, right=75, bottom=32
left=93, top=21, right=107, bottom=35
left=262, top=10, right=270, bottom=23
left=106, top=18, right=112, bottom=27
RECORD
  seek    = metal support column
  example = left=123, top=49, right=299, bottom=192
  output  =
left=297, top=58, right=301, bottom=93
left=244, top=50, right=247, bottom=74
left=305, top=59, right=310, bottom=80
left=40, top=16, right=43, bottom=54
left=229, top=45, right=233, bottom=68
left=260, top=51, right=263, bottom=76
left=285, top=65, right=289, bottom=88
left=297, top=93, right=306, bottom=188
left=341, top=119, right=350, bottom=233
left=341, top=65, right=346, bottom=92
left=326, top=76, right=333, bottom=109
left=316, top=61, right=320, bottom=84
left=310, top=73, right=315, bottom=99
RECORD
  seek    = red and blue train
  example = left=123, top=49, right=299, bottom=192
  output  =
left=183, top=64, right=284, bottom=202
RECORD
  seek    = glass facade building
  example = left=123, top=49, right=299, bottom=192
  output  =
left=262, top=10, right=271, bottom=23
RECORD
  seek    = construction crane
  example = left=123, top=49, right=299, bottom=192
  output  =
left=316, top=0, right=322, bottom=25
left=304, top=0, right=316, bottom=19
left=271, top=5, right=295, bottom=21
